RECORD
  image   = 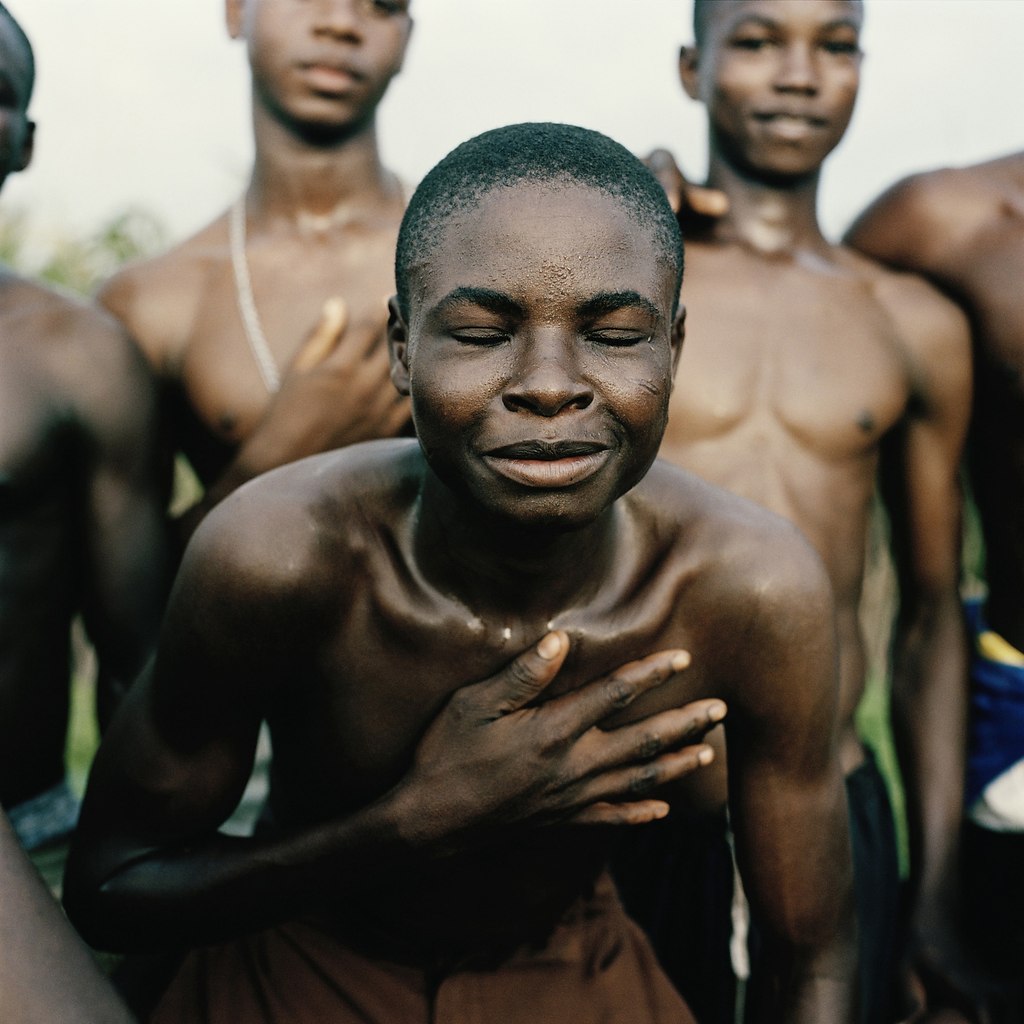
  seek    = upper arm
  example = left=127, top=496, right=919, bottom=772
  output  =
left=65, top=312, right=169, bottom=684
left=73, top=507, right=300, bottom=880
left=722, top=536, right=853, bottom=951
left=879, top=281, right=972, bottom=599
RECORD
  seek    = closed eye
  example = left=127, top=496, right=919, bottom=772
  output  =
left=450, top=328, right=510, bottom=346
left=586, top=330, right=651, bottom=348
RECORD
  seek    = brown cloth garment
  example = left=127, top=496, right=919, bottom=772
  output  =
left=149, top=873, right=695, bottom=1024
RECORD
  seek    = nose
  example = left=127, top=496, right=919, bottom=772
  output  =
left=502, top=332, right=594, bottom=418
left=311, top=0, right=363, bottom=40
left=773, top=41, right=819, bottom=94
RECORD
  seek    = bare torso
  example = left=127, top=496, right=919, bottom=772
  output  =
left=231, top=446, right=823, bottom=958
left=663, top=238, right=926, bottom=771
left=100, top=195, right=405, bottom=486
left=0, top=274, right=160, bottom=805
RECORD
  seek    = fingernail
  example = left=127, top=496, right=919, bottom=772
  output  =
left=651, top=802, right=670, bottom=819
left=698, top=747, right=714, bottom=765
left=670, top=651, right=691, bottom=672
left=707, top=701, right=727, bottom=723
left=537, top=632, right=562, bottom=660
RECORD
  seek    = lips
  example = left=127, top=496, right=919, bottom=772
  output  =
left=482, top=440, right=611, bottom=489
left=298, top=60, right=363, bottom=94
left=752, top=110, right=827, bottom=140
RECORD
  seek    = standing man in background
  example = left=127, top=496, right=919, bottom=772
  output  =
left=848, top=150, right=1024, bottom=1024
left=0, top=1, right=166, bottom=887
left=621, top=2, right=974, bottom=1020
left=100, top=0, right=413, bottom=539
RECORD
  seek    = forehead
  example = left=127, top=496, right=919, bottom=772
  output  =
left=411, top=183, right=673, bottom=317
left=705, top=0, right=862, bottom=37
left=0, top=15, right=31, bottom=106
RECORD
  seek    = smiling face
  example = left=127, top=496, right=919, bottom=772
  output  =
left=682, top=0, right=862, bottom=182
left=390, top=182, right=684, bottom=531
left=226, top=0, right=411, bottom=139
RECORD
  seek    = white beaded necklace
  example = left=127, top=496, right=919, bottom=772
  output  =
left=229, top=196, right=281, bottom=393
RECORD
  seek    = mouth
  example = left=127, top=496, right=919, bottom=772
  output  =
left=482, top=440, right=611, bottom=489
left=298, top=61, right=363, bottom=93
left=752, top=111, right=827, bottom=140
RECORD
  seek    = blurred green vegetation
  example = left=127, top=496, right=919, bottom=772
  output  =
left=0, top=206, right=168, bottom=793
left=0, top=206, right=165, bottom=296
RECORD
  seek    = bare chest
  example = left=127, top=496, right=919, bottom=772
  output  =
left=180, top=229, right=397, bottom=445
left=666, top=251, right=910, bottom=464
left=266, top=547, right=718, bottom=823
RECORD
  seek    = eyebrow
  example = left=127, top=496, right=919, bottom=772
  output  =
left=431, top=287, right=524, bottom=318
left=576, top=291, right=663, bottom=324
left=431, top=286, right=662, bottom=323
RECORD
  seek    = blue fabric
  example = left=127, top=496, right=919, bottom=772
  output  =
left=964, top=599, right=1024, bottom=806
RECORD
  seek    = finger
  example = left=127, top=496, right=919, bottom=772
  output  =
left=292, top=297, right=348, bottom=372
left=569, top=799, right=671, bottom=826
left=463, top=631, right=570, bottom=717
left=584, top=700, right=727, bottom=769
left=578, top=744, right=715, bottom=806
left=687, top=185, right=729, bottom=218
left=644, top=148, right=686, bottom=213
left=544, top=649, right=691, bottom=739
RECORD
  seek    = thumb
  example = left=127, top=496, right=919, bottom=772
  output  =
left=687, top=184, right=729, bottom=218
left=473, top=631, right=570, bottom=716
left=292, top=297, right=348, bottom=372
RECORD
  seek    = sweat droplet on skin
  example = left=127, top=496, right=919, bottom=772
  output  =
left=502, top=627, right=512, bottom=641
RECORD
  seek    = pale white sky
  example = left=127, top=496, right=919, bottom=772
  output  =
left=4, top=0, right=1023, bottom=252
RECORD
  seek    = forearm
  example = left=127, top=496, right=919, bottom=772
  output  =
left=750, top=933, right=859, bottom=1024
left=65, top=788, right=418, bottom=954
left=891, top=594, right=968, bottom=920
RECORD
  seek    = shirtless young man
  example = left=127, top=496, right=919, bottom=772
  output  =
left=0, top=3, right=165, bottom=884
left=624, top=2, right=973, bottom=1021
left=65, top=122, right=858, bottom=1024
left=99, top=0, right=413, bottom=534
left=847, top=151, right=1024, bottom=1024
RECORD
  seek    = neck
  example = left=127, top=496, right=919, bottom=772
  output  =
left=706, top=151, right=829, bottom=256
left=246, top=100, right=399, bottom=229
left=413, top=471, right=622, bottom=621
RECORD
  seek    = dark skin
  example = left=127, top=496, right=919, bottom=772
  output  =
left=848, top=151, right=1024, bottom=1024
left=0, top=17, right=166, bottom=810
left=646, top=2, right=972, bottom=1017
left=66, top=181, right=857, bottom=1023
left=99, top=0, right=412, bottom=536
left=0, top=807, right=134, bottom=1024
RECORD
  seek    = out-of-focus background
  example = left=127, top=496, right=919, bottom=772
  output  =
left=5, top=0, right=1023, bottom=262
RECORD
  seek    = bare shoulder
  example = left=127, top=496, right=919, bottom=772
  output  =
left=182, top=438, right=422, bottom=614
left=97, top=212, right=230, bottom=375
left=845, top=162, right=1003, bottom=273
left=0, top=272, right=154, bottom=412
left=638, top=460, right=833, bottom=628
left=836, top=243, right=971, bottom=401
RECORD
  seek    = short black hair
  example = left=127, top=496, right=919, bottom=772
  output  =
left=0, top=3, right=34, bottom=108
left=396, top=122, right=684, bottom=320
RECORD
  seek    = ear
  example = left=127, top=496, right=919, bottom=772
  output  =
left=387, top=295, right=411, bottom=396
left=679, top=45, right=701, bottom=101
left=15, top=120, right=34, bottom=173
left=669, top=305, right=686, bottom=388
left=225, top=0, right=245, bottom=39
